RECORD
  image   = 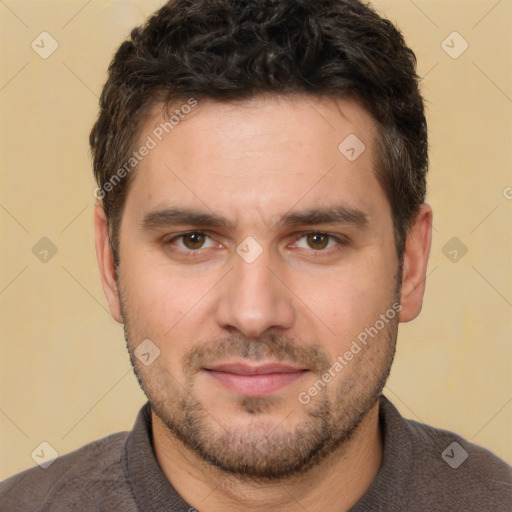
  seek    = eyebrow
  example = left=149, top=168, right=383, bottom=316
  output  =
left=141, top=204, right=369, bottom=232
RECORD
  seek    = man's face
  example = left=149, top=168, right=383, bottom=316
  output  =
left=115, top=95, right=400, bottom=478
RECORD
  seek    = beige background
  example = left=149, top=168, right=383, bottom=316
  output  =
left=1, top=0, right=511, bottom=479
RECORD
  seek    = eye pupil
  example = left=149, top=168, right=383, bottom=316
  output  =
left=184, top=232, right=205, bottom=249
left=307, top=233, right=328, bottom=250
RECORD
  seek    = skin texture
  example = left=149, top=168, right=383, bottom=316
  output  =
left=94, top=95, right=432, bottom=511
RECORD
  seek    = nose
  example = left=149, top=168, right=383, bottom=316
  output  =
left=214, top=247, right=296, bottom=339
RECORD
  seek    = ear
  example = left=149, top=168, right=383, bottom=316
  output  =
left=398, top=203, right=433, bottom=323
left=93, top=204, right=123, bottom=323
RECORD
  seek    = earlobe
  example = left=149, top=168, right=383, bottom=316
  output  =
left=398, top=203, right=433, bottom=323
left=93, top=204, right=123, bottom=323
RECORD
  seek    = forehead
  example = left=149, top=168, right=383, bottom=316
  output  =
left=123, top=94, right=389, bottom=231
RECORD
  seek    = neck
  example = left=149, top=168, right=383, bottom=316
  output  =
left=152, top=400, right=383, bottom=512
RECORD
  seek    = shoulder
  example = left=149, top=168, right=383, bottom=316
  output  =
left=355, top=396, right=512, bottom=512
left=402, top=412, right=511, bottom=510
left=407, top=414, right=510, bottom=472
left=0, top=432, right=133, bottom=512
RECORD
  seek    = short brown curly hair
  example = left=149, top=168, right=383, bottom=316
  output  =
left=90, top=0, right=428, bottom=266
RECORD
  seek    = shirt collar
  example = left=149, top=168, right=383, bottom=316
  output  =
left=121, top=395, right=414, bottom=511
left=349, top=395, right=415, bottom=511
left=122, top=402, right=193, bottom=511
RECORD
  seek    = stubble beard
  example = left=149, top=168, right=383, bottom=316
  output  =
left=121, top=302, right=398, bottom=481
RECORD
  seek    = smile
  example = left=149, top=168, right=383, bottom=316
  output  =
left=203, top=362, right=309, bottom=396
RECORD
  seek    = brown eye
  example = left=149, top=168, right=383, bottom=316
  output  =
left=182, top=232, right=207, bottom=250
left=165, top=231, right=217, bottom=256
left=306, top=233, right=329, bottom=250
left=291, top=232, right=346, bottom=255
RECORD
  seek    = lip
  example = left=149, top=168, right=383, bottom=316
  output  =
left=203, top=361, right=309, bottom=396
left=205, top=362, right=306, bottom=375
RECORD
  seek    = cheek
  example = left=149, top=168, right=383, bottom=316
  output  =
left=296, top=253, right=395, bottom=351
left=120, top=255, right=222, bottom=361
left=120, top=257, right=191, bottom=336
left=121, top=271, right=198, bottom=379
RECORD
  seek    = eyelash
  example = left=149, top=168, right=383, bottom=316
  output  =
left=163, top=231, right=348, bottom=258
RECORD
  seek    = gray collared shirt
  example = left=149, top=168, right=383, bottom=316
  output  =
left=1, top=396, right=510, bottom=511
